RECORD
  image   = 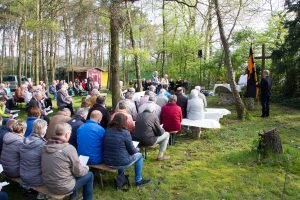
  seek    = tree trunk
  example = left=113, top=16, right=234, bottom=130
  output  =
left=50, top=30, right=55, bottom=82
left=110, top=1, right=121, bottom=109
left=205, top=0, right=213, bottom=60
left=213, top=0, right=246, bottom=119
left=161, top=0, right=166, bottom=77
left=33, top=0, right=40, bottom=85
left=17, top=21, right=23, bottom=86
left=24, top=16, right=28, bottom=78
left=9, top=28, right=15, bottom=74
left=0, top=29, right=5, bottom=82
left=126, top=0, right=142, bottom=92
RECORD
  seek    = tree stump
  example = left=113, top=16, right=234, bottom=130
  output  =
left=258, top=128, right=283, bottom=157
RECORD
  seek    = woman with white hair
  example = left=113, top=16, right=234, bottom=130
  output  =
left=57, top=86, right=74, bottom=115
left=194, top=86, right=207, bottom=107
left=20, top=119, right=47, bottom=198
left=187, top=89, right=205, bottom=120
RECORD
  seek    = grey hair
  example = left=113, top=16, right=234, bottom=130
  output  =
left=118, top=101, right=127, bottom=110
left=62, top=108, right=71, bottom=117
left=144, top=102, right=156, bottom=113
left=32, top=119, right=47, bottom=137
left=159, top=88, right=166, bottom=94
left=33, top=91, right=43, bottom=98
left=125, top=92, right=133, bottom=99
left=54, top=123, right=72, bottom=136
left=190, top=89, right=199, bottom=99
left=264, top=70, right=270, bottom=76
left=76, top=107, right=89, bottom=117
left=149, top=85, right=156, bottom=92
left=91, top=89, right=100, bottom=96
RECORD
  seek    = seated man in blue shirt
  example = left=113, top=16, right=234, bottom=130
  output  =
left=77, top=110, right=105, bottom=164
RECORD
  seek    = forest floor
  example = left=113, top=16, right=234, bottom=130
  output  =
left=2, top=95, right=300, bottom=200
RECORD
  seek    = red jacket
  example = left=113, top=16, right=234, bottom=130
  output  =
left=160, top=102, right=182, bottom=132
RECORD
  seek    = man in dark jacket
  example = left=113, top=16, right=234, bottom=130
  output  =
left=27, top=91, right=49, bottom=122
left=176, top=87, right=188, bottom=118
left=0, top=119, right=17, bottom=156
left=259, top=70, right=272, bottom=117
left=87, top=96, right=110, bottom=129
left=68, top=107, right=89, bottom=148
left=133, top=103, right=170, bottom=161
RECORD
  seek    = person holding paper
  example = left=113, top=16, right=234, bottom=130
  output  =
left=77, top=110, right=105, bottom=165
left=103, top=113, right=150, bottom=186
left=0, top=97, right=12, bottom=124
left=41, top=123, right=93, bottom=200
left=27, top=91, right=49, bottom=123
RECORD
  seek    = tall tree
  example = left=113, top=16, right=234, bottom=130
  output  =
left=125, top=0, right=142, bottom=91
left=213, top=0, right=246, bottom=119
left=110, top=0, right=122, bottom=109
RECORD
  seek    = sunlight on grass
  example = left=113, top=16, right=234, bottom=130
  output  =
left=2, top=94, right=300, bottom=199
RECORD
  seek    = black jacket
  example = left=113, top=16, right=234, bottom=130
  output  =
left=0, top=125, right=11, bottom=157
left=176, top=93, right=188, bottom=118
left=87, top=103, right=110, bottom=129
left=67, top=115, right=85, bottom=148
left=260, top=76, right=272, bottom=98
left=133, top=110, right=164, bottom=146
left=27, top=97, right=44, bottom=111
left=103, top=127, right=137, bottom=166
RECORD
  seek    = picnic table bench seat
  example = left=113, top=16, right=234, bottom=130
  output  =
left=9, top=177, right=71, bottom=200
left=88, top=164, right=116, bottom=189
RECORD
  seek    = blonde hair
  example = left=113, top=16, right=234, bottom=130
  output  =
left=32, top=119, right=47, bottom=137
left=12, top=120, right=27, bottom=134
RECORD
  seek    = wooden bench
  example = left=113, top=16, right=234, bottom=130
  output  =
left=138, top=144, right=157, bottom=159
left=8, top=177, right=71, bottom=200
left=88, top=164, right=116, bottom=189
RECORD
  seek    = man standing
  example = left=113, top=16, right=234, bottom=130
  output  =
left=77, top=110, right=105, bottom=164
left=259, top=70, right=272, bottom=117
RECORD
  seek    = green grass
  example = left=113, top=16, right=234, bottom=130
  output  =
left=1, top=95, right=300, bottom=200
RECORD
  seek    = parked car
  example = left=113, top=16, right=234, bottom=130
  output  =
left=2, top=75, right=29, bottom=91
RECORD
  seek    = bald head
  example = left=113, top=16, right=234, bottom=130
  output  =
left=90, top=110, right=103, bottom=123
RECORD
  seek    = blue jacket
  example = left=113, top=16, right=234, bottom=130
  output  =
left=103, top=127, right=138, bottom=167
left=24, top=117, right=38, bottom=137
left=77, top=120, right=105, bottom=164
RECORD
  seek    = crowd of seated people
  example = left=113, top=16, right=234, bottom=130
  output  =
left=0, top=74, right=210, bottom=199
